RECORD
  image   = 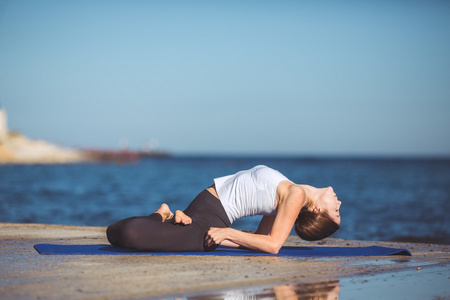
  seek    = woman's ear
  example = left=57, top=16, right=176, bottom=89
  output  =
left=312, top=206, right=321, bottom=213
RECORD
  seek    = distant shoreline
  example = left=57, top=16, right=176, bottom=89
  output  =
left=0, top=131, right=171, bottom=165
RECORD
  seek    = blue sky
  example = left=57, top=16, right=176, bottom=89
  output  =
left=1, top=0, right=449, bottom=156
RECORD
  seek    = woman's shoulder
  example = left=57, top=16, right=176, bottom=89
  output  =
left=276, top=182, right=306, bottom=207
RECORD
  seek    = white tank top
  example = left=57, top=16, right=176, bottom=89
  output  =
left=213, top=165, right=292, bottom=224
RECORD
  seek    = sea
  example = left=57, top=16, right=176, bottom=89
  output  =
left=1, top=156, right=449, bottom=245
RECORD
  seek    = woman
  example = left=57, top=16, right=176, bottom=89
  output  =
left=107, top=165, right=341, bottom=254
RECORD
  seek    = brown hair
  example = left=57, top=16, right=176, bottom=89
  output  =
left=294, top=206, right=340, bottom=241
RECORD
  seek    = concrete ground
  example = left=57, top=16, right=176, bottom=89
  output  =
left=1, top=223, right=449, bottom=299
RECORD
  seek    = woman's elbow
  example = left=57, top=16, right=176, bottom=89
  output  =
left=267, top=242, right=283, bottom=254
left=268, top=248, right=280, bottom=255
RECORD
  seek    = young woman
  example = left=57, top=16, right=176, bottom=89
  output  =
left=107, top=165, right=341, bottom=254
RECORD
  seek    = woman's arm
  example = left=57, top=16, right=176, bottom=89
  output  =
left=205, top=183, right=305, bottom=254
left=219, top=215, right=276, bottom=248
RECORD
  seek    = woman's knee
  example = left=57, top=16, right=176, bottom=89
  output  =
left=106, top=224, right=119, bottom=246
left=106, top=216, right=137, bottom=247
left=106, top=218, right=147, bottom=250
left=117, top=219, right=146, bottom=250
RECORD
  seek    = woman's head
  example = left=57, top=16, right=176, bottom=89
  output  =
left=295, top=186, right=341, bottom=241
left=294, top=207, right=340, bottom=241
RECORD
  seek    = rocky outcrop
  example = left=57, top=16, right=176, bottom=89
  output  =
left=0, top=132, right=87, bottom=164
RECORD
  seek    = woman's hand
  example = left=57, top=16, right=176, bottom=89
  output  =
left=204, top=227, right=229, bottom=247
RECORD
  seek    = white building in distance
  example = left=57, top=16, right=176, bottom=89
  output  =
left=0, top=104, right=8, bottom=141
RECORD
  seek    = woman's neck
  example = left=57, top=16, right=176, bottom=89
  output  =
left=298, top=184, right=317, bottom=208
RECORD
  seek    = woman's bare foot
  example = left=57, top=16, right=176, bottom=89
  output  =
left=155, top=203, right=174, bottom=222
left=174, top=210, right=192, bottom=225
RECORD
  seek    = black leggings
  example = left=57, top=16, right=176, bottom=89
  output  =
left=106, top=189, right=231, bottom=252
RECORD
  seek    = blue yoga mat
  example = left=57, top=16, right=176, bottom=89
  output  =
left=34, top=244, right=411, bottom=257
